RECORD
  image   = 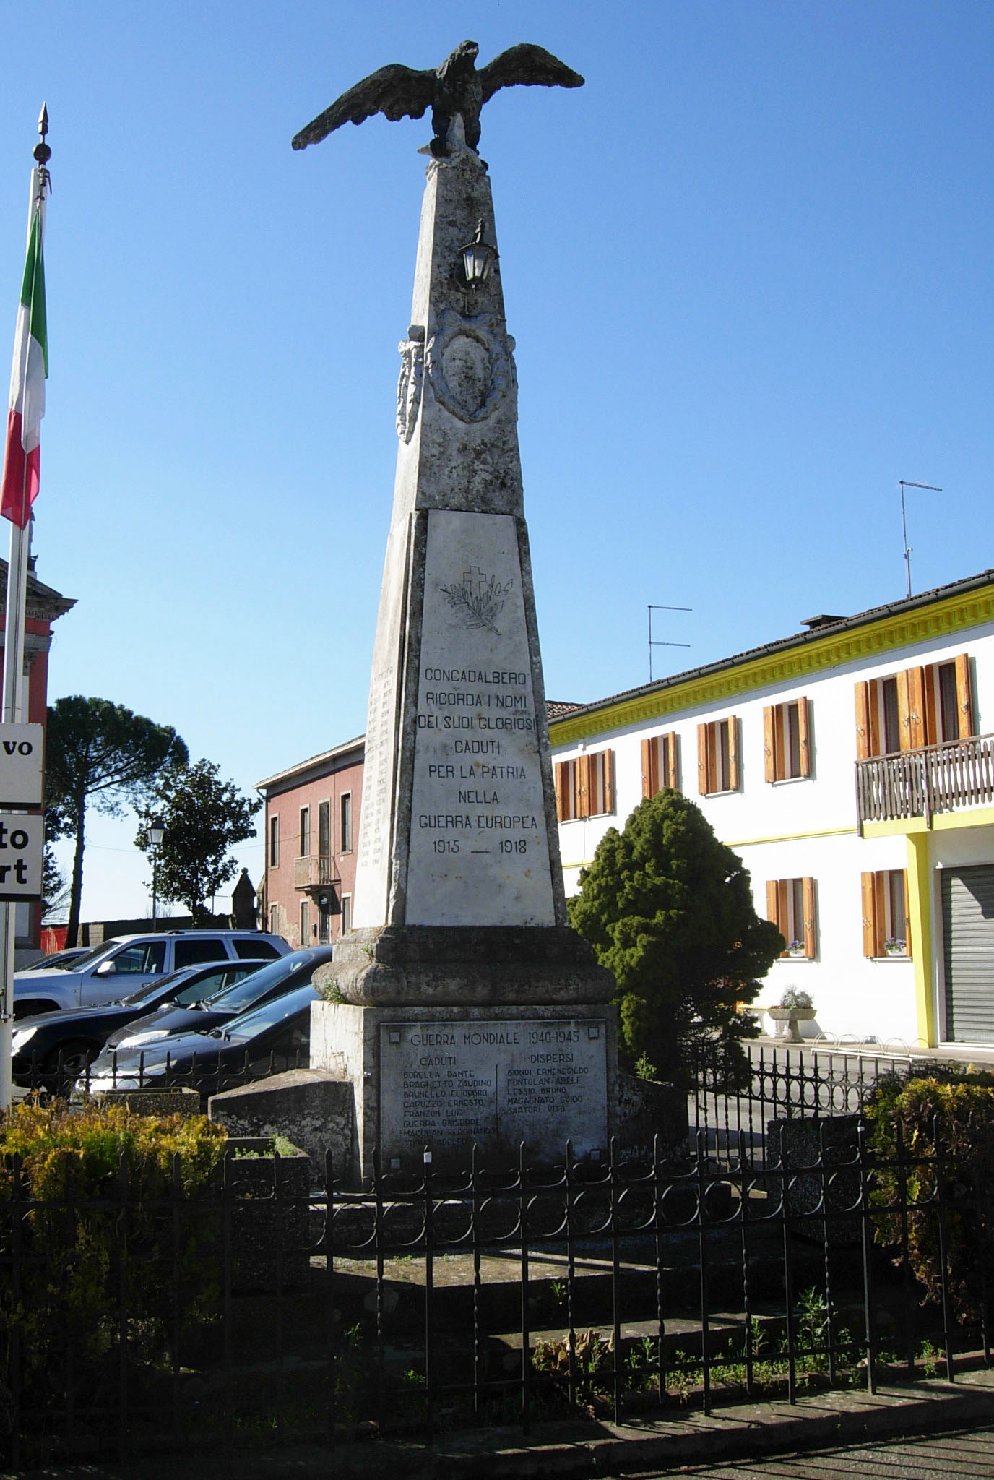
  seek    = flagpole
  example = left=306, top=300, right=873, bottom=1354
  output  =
left=0, top=110, right=51, bottom=1113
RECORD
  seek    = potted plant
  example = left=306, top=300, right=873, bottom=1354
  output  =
left=786, top=938, right=807, bottom=958
left=883, top=938, right=907, bottom=957
left=767, top=988, right=816, bottom=1044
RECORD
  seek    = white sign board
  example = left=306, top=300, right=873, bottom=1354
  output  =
left=0, top=723, right=44, bottom=805
left=0, top=812, right=42, bottom=899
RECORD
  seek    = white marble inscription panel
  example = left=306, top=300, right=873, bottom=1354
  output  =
left=405, top=510, right=556, bottom=925
left=379, top=1017, right=608, bottom=1160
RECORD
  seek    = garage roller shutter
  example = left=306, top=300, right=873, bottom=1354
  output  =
left=942, top=864, right=994, bottom=1043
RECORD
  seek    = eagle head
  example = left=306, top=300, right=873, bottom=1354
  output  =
left=441, top=39, right=479, bottom=78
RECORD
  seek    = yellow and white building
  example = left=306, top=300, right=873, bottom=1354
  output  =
left=549, top=569, right=994, bottom=1050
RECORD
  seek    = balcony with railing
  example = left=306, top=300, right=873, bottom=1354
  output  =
left=856, top=732, right=994, bottom=828
left=293, top=853, right=342, bottom=891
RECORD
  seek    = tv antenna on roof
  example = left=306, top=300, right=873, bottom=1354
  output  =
left=899, top=480, right=942, bottom=598
left=648, top=605, right=692, bottom=683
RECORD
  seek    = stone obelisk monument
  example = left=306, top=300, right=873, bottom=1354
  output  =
left=296, top=42, right=618, bottom=1178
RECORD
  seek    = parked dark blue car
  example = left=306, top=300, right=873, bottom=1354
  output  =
left=11, top=957, right=273, bottom=1090
left=85, top=983, right=319, bottom=1103
left=101, top=945, right=334, bottom=1055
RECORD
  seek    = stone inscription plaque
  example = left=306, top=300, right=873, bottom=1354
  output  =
left=405, top=509, right=556, bottom=926
left=379, top=1016, right=608, bottom=1161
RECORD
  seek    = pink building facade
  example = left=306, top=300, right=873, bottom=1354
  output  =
left=257, top=737, right=364, bottom=950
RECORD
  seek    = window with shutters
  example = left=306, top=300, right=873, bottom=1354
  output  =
left=641, top=732, right=680, bottom=797
left=554, top=749, right=616, bottom=822
left=861, top=869, right=911, bottom=957
left=855, top=655, right=974, bottom=758
left=299, top=899, right=310, bottom=947
left=318, top=800, right=331, bottom=861
left=340, top=792, right=354, bottom=852
left=341, top=894, right=353, bottom=936
left=299, top=806, right=310, bottom=859
left=764, top=698, right=812, bottom=782
left=697, top=717, right=740, bottom=795
left=765, top=877, right=817, bottom=959
left=269, top=815, right=279, bottom=868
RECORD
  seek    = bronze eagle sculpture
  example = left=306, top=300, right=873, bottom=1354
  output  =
left=292, top=39, right=583, bottom=156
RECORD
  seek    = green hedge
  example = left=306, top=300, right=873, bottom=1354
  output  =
left=0, top=1100, right=228, bottom=1435
left=865, top=1067, right=994, bottom=1322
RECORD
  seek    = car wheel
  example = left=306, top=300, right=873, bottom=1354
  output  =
left=44, top=1039, right=98, bottom=1093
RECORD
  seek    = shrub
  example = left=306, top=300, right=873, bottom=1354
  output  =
left=864, top=1066, right=994, bottom=1321
left=567, top=790, right=782, bottom=1087
left=0, top=1100, right=228, bottom=1435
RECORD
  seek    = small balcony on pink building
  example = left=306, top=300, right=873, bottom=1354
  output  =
left=293, top=854, right=342, bottom=892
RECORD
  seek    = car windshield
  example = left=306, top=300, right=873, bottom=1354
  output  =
left=35, top=948, right=86, bottom=970
left=59, top=941, right=121, bottom=971
left=203, top=948, right=327, bottom=1013
left=119, top=970, right=189, bottom=1007
left=223, top=985, right=316, bottom=1041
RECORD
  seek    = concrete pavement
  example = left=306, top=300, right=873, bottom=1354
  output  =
left=8, top=1367, right=994, bottom=1480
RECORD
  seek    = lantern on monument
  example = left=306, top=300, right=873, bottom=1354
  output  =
left=460, top=219, right=498, bottom=288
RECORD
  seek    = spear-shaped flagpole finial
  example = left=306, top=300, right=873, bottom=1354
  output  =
left=34, top=104, right=51, bottom=191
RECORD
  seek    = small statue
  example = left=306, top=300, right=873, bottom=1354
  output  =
left=231, top=867, right=257, bottom=930
left=292, top=39, right=583, bottom=157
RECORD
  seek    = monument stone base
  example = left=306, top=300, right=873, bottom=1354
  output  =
left=311, top=926, right=618, bottom=1180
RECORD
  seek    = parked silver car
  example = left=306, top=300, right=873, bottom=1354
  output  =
left=12, top=930, right=290, bottom=1017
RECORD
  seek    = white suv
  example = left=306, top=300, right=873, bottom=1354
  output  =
left=13, top=930, right=290, bottom=1017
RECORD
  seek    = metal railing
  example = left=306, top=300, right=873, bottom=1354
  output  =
left=1, top=1116, right=989, bottom=1465
left=856, top=732, right=994, bottom=827
left=14, top=1043, right=310, bottom=1104
left=691, top=1041, right=911, bottom=1169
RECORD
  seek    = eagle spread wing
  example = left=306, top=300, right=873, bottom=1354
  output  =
left=292, top=62, right=436, bottom=150
left=478, top=44, right=584, bottom=104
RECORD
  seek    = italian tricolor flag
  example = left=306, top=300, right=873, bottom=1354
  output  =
left=0, top=195, right=47, bottom=528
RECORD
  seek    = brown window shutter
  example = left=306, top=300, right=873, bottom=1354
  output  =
left=855, top=682, right=871, bottom=760
left=766, top=879, right=780, bottom=929
left=802, top=876, right=817, bottom=959
left=873, top=872, right=887, bottom=956
left=603, top=749, right=616, bottom=813
left=898, top=666, right=926, bottom=751
left=697, top=724, right=709, bottom=794
left=797, top=697, right=811, bottom=777
left=554, top=761, right=566, bottom=822
left=922, top=663, right=939, bottom=746
left=776, top=879, right=790, bottom=953
left=903, top=870, right=913, bottom=959
left=861, top=872, right=877, bottom=957
left=763, top=705, right=775, bottom=783
left=728, top=717, right=740, bottom=791
left=640, top=737, right=653, bottom=799
left=665, top=731, right=679, bottom=790
left=955, top=653, right=974, bottom=737
left=577, top=754, right=591, bottom=820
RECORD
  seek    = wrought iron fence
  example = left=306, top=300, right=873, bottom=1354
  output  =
left=1, top=1115, right=990, bottom=1467
left=13, top=1043, right=310, bottom=1105
left=691, top=1042, right=912, bottom=1169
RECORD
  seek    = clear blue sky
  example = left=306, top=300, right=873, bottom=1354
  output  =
left=1, top=1, right=991, bottom=923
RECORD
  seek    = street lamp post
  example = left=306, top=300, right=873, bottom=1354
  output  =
left=148, top=822, right=164, bottom=928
